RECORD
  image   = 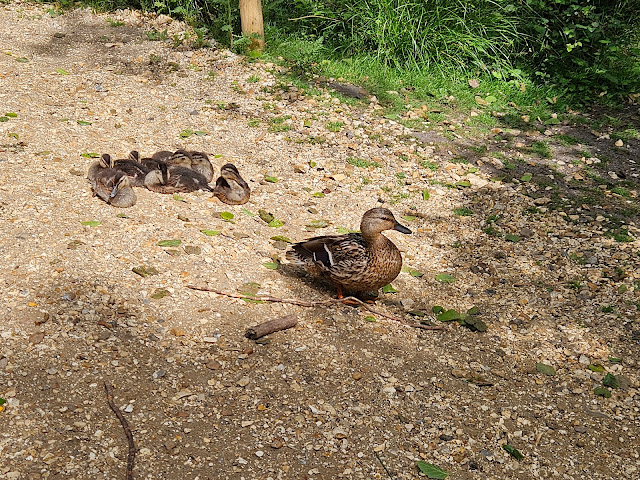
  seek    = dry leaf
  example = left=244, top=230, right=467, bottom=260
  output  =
left=468, top=78, right=480, bottom=89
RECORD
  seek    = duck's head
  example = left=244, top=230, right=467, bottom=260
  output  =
left=218, top=163, right=248, bottom=189
left=170, top=150, right=192, bottom=167
left=360, top=208, right=411, bottom=236
left=190, top=151, right=210, bottom=166
left=100, top=153, right=113, bottom=168
left=110, top=172, right=130, bottom=198
left=128, top=150, right=140, bottom=162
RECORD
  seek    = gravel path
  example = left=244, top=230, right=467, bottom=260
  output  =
left=1, top=3, right=638, bottom=479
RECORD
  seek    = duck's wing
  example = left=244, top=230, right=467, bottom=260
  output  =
left=288, top=233, right=369, bottom=277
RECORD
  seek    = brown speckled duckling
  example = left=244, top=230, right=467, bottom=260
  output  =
left=111, top=151, right=149, bottom=187
left=87, top=153, right=111, bottom=182
left=213, top=163, right=250, bottom=205
left=92, top=169, right=137, bottom=207
left=144, top=161, right=213, bottom=194
left=286, top=208, right=411, bottom=299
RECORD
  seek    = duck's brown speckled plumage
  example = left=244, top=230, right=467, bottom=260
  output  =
left=213, top=163, right=250, bottom=205
left=286, top=208, right=411, bottom=296
left=92, top=169, right=137, bottom=208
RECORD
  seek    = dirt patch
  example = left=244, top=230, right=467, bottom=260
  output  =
left=0, top=3, right=638, bottom=480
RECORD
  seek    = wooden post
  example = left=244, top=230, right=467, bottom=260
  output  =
left=239, top=0, right=265, bottom=52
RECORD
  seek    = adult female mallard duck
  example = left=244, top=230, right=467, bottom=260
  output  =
left=286, top=208, right=411, bottom=299
left=92, top=169, right=137, bottom=207
left=144, top=161, right=213, bottom=194
left=213, top=163, right=250, bottom=205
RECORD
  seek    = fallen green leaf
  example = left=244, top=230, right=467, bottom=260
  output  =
left=7, top=132, right=18, bottom=139
left=505, top=234, right=520, bottom=242
left=336, top=226, right=359, bottom=234
left=409, top=269, right=424, bottom=277
left=150, top=288, right=170, bottom=299
left=364, top=315, right=376, bottom=322
left=382, top=284, right=397, bottom=294
left=131, top=265, right=159, bottom=277
left=462, top=316, right=488, bottom=332
left=306, top=219, right=330, bottom=229
left=179, top=129, right=194, bottom=138
left=56, top=68, right=69, bottom=75
left=401, top=215, right=417, bottom=222
left=201, top=229, right=221, bottom=236
left=194, top=130, right=208, bottom=136
left=220, top=211, right=235, bottom=221
left=264, top=175, right=278, bottom=183
left=536, top=363, right=556, bottom=376
left=116, top=213, right=129, bottom=218
left=80, top=152, right=100, bottom=158
left=0, top=398, right=7, bottom=406
left=270, top=235, right=292, bottom=243
left=268, top=219, right=284, bottom=227
left=608, top=357, right=622, bottom=364
left=15, top=57, right=29, bottom=63
left=455, top=180, right=471, bottom=187
left=521, top=173, right=532, bottom=182
left=312, top=192, right=325, bottom=198
left=432, top=305, right=444, bottom=314
left=594, top=386, right=611, bottom=398
left=467, top=306, right=480, bottom=315
left=258, top=209, right=274, bottom=223
left=503, top=444, right=523, bottom=461
left=417, top=461, right=449, bottom=479
left=422, top=189, right=430, bottom=200
left=0, top=117, right=9, bottom=122
left=435, top=273, right=456, bottom=283
left=437, top=309, right=461, bottom=322
left=5, top=112, right=17, bottom=118
left=602, top=373, right=619, bottom=389
left=241, top=208, right=256, bottom=216
left=262, top=261, right=279, bottom=270
left=588, top=364, right=604, bottom=373
left=173, top=194, right=185, bottom=202
left=77, top=120, right=92, bottom=126
left=157, top=239, right=182, bottom=247
left=81, top=220, right=100, bottom=227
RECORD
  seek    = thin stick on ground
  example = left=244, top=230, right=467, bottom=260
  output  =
left=104, top=381, right=136, bottom=480
left=186, top=284, right=444, bottom=331
left=374, top=450, right=395, bottom=479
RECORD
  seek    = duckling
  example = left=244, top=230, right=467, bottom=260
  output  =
left=111, top=152, right=149, bottom=187
left=213, top=163, right=251, bottom=205
left=144, top=161, right=213, bottom=194
left=87, top=153, right=111, bottom=182
left=92, top=169, right=137, bottom=207
left=286, top=208, right=411, bottom=299
left=188, top=151, right=215, bottom=182
left=151, top=150, right=173, bottom=161
left=165, top=149, right=192, bottom=168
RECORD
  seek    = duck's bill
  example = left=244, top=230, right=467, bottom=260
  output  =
left=394, top=223, right=412, bottom=234
left=110, top=185, right=119, bottom=198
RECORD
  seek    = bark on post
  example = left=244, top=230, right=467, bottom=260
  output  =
left=239, top=0, right=265, bottom=52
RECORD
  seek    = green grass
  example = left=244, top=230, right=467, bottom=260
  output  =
left=453, top=207, right=474, bottom=216
left=106, top=18, right=124, bottom=27
left=531, top=141, right=552, bottom=158
left=555, top=134, right=580, bottom=146
left=326, top=121, right=344, bottom=132
left=347, top=157, right=381, bottom=168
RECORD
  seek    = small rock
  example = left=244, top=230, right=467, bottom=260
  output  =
left=237, top=376, right=250, bottom=387
left=579, top=355, right=590, bottom=365
left=29, top=332, right=45, bottom=344
left=184, top=245, right=201, bottom=255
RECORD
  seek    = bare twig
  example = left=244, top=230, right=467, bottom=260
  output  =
left=104, top=381, right=136, bottom=480
left=245, top=314, right=298, bottom=339
left=186, top=285, right=444, bottom=331
left=374, top=450, right=395, bottom=479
